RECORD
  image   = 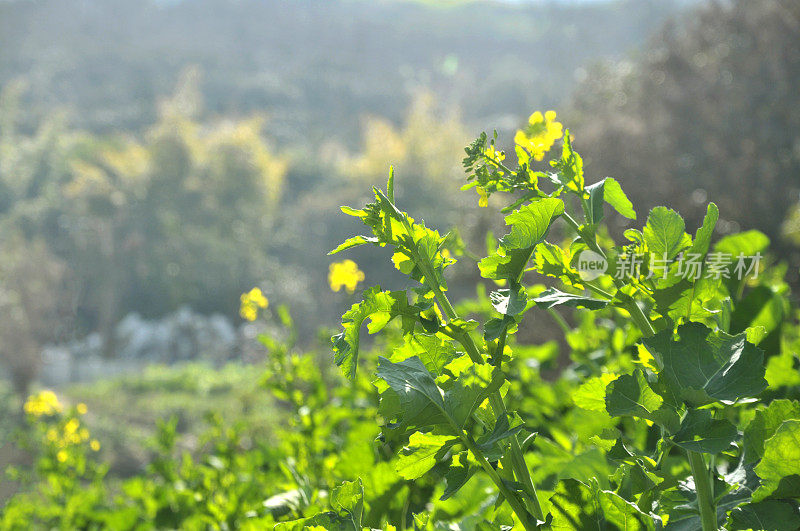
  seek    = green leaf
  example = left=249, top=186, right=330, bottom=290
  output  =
left=603, top=177, right=636, bottom=220
left=532, top=241, right=582, bottom=287
left=551, top=132, right=584, bottom=193
left=585, top=179, right=606, bottom=224
left=442, top=357, right=502, bottom=430
left=395, top=432, right=456, bottom=480
left=585, top=177, right=636, bottom=223
left=483, top=315, right=515, bottom=342
left=480, top=198, right=564, bottom=282
left=328, top=235, right=380, bottom=255
left=475, top=415, right=526, bottom=454
left=441, top=460, right=475, bottom=501
left=605, top=369, right=678, bottom=430
left=753, top=420, right=800, bottom=502
left=573, top=373, right=618, bottom=412
left=642, top=322, right=768, bottom=407
left=387, top=165, right=395, bottom=202
left=390, top=334, right=458, bottom=378
left=533, top=287, right=607, bottom=310
left=643, top=206, right=691, bottom=259
left=501, top=198, right=564, bottom=250
left=332, top=287, right=414, bottom=380
left=479, top=248, right=536, bottom=282
left=689, top=202, right=719, bottom=256
left=548, top=479, right=657, bottom=530
left=743, top=400, right=800, bottom=463
left=672, top=409, right=737, bottom=454
left=376, top=356, right=449, bottom=431
left=489, top=284, right=528, bottom=316
left=727, top=500, right=800, bottom=530
left=714, top=230, right=770, bottom=258
left=275, top=479, right=364, bottom=531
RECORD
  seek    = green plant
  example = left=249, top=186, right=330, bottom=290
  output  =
left=300, top=114, right=800, bottom=529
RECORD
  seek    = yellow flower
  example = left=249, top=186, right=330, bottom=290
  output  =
left=328, top=260, right=365, bottom=293
left=56, top=450, right=68, bottom=463
left=483, top=144, right=505, bottom=162
left=514, top=110, right=563, bottom=161
left=90, top=440, right=101, bottom=452
left=23, top=390, right=62, bottom=417
left=76, top=403, right=88, bottom=415
left=477, top=187, right=489, bottom=208
left=239, top=287, right=269, bottom=321
left=64, top=418, right=79, bottom=435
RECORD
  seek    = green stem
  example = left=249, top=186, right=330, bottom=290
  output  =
left=459, top=432, right=539, bottom=530
left=405, top=235, right=544, bottom=525
left=546, top=308, right=571, bottom=336
left=427, top=283, right=545, bottom=523
left=688, top=450, right=718, bottom=531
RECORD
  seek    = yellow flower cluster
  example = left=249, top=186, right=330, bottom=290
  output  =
left=483, top=144, right=505, bottom=163
left=23, top=390, right=63, bottom=417
left=240, top=287, right=269, bottom=321
left=47, top=417, right=90, bottom=448
left=514, top=110, right=563, bottom=161
left=328, top=260, right=365, bottom=294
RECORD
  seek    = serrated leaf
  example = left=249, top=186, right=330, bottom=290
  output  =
left=689, top=202, right=719, bottom=256
left=573, top=373, right=618, bottom=412
left=743, top=400, right=800, bottom=464
left=533, top=287, right=607, bottom=310
left=551, top=132, right=584, bottom=193
left=672, top=409, right=737, bottom=454
left=332, top=287, right=414, bottom=380
left=395, top=432, right=456, bottom=480
left=489, top=284, right=528, bottom=316
left=275, top=479, right=364, bottom=531
left=390, top=334, right=458, bottom=378
left=441, top=462, right=476, bottom=501
left=549, top=479, right=657, bottom=530
left=605, top=369, right=678, bottom=430
left=475, top=415, right=526, bottom=455
left=642, top=322, right=768, bottom=407
left=376, top=356, right=449, bottom=431
left=727, top=500, right=800, bottom=530
left=643, top=206, right=691, bottom=259
left=753, top=420, right=800, bottom=502
left=500, top=198, right=565, bottom=250
left=481, top=199, right=564, bottom=282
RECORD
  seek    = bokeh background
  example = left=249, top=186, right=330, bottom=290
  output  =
left=1, top=0, right=798, bottom=506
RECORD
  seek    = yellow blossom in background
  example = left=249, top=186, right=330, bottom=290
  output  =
left=477, top=187, right=489, bottom=208
left=514, top=110, right=563, bottom=161
left=483, top=144, right=505, bottom=162
left=328, top=260, right=365, bottom=293
left=239, top=287, right=269, bottom=321
left=90, top=440, right=101, bottom=452
left=77, top=403, right=88, bottom=415
left=56, top=450, right=68, bottom=463
left=23, top=390, right=62, bottom=417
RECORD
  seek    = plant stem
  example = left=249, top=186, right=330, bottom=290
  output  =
left=688, top=450, right=718, bottom=531
left=420, top=271, right=545, bottom=524
left=458, top=432, right=539, bottom=531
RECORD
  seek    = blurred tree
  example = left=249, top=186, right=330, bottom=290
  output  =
left=569, top=0, right=800, bottom=274
left=0, top=72, right=288, bottom=354
left=0, top=234, right=72, bottom=401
